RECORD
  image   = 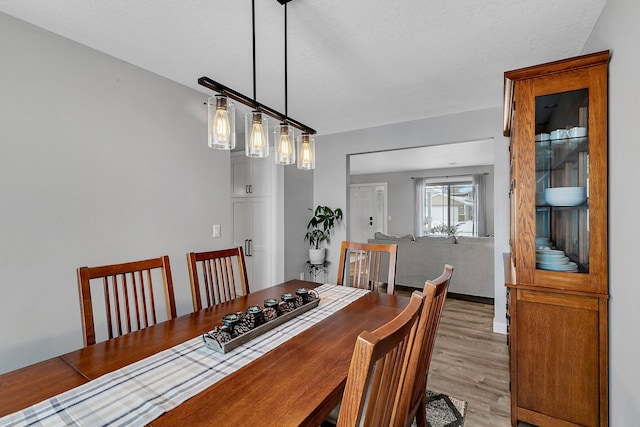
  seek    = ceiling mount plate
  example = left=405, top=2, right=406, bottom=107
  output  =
left=276, top=0, right=292, bottom=4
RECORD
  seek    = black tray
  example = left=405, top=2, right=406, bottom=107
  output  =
left=203, top=298, right=320, bottom=354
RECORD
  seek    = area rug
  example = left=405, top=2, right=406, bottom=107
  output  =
left=412, top=389, right=468, bottom=427
left=321, top=389, right=467, bottom=427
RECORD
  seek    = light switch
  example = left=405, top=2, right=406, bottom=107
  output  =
left=212, top=224, right=221, bottom=237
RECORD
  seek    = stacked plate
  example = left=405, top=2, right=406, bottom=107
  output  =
left=536, top=249, right=578, bottom=272
left=535, top=237, right=551, bottom=248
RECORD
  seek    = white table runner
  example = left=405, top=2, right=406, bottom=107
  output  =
left=0, top=284, right=369, bottom=427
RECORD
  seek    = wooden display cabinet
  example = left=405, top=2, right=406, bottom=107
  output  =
left=504, top=51, right=609, bottom=427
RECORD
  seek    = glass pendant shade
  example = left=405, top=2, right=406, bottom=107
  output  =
left=297, top=133, right=315, bottom=170
left=208, top=95, right=235, bottom=150
left=274, top=123, right=296, bottom=165
left=245, top=111, right=269, bottom=158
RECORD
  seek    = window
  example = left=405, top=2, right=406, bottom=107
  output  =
left=415, top=175, right=486, bottom=237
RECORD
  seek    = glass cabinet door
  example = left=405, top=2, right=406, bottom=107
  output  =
left=535, top=89, right=589, bottom=273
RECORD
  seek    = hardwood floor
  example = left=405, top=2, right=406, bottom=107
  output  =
left=398, top=290, right=512, bottom=426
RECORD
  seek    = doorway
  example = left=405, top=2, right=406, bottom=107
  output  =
left=349, top=183, right=388, bottom=243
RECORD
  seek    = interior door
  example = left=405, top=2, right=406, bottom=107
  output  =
left=249, top=197, right=271, bottom=291
left=232, top=197, right=272, bottom=291
left=350, top=184, right=387, bottom=243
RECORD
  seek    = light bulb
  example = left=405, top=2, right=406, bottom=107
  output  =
left=250, top=120, right=266, bottom=151
left=301, top=141, right=312, bottom=166
left=208, top=95, right=235, bottom=150
left=213, top=107, right=231, bottom=141
left=245, top=111, right=268, bottom=158
left=279, top=133, right=292, bottom=157
left=276, top=124, right=295, bottom=164
left=298, top=133, right=314, bottom=170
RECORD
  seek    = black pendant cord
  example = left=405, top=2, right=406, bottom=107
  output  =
left=197, top=0, right=316, bottom=134
left=252, top=0, right=257, bottom=108
left=284, top=1, right=288, bottom=121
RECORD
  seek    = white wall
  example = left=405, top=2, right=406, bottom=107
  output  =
left=314, top=108, right=510, bottom=333
left=0, top=13, right=232, bottom=373
left=582, top=0, right=640, bottom=422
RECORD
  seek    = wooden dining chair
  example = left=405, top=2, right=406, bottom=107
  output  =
left=76, top=255, right=177, bottom=347
left=336, top=291, right=425, bottom=426
left=393, top=264, right=454, bottom=427
left=187, top=247, right=249, bottom=311
left=336, top=241, right=398, bottom=294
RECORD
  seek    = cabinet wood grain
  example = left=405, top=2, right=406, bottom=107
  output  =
left=504, top=51, right=609, bottom=427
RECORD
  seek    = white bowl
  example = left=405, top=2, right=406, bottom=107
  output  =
left=567, top=127, right=587, bottom=138
left=544, top=187, right=586, bottom=206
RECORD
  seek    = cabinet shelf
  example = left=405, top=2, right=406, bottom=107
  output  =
left=536, top=202, right=588, bottom=210
left=535, top=137, right=588, bottom=172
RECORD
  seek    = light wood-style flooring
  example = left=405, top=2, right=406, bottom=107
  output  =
left=399, top=293, right=512, bottom=426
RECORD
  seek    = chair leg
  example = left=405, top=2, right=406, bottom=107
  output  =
left=415, top=395, right=428, bottom=427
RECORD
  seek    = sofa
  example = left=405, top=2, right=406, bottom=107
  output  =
left=368, top=233, right=494, bottom=298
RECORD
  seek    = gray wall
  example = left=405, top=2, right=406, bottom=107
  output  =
left=0, top=13, right=232, bottom=373
left=284, top=166, right=313, bottom=280
left=314, top=109, right=511, bottom=334
left=351, top=165, right=494, bottom=237
left=582, top=0, right=640, bottom=423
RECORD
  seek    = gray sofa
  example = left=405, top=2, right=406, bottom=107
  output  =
left=368, top=233, right=494, bottom=298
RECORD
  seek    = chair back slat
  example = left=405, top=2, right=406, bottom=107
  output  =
left=113, top=275, right=124, bottom=337
left=187, top=247, right=249, bottom=311
left=336, top=241, right=398, bottom=294
left=131, top=272, right=141, bottom=331
left=137, top=271, right=146, bottom=328
left=77, top=255, right=176, bottom=347
left=337, top=291, right=425, bottom=426
left=394, top=264, right=454, bottom=427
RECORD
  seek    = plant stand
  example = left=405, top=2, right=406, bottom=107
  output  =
left=307, top=261, right=329, bottom=283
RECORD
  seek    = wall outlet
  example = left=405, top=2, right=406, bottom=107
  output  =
left=299, top=272, right=305, bottom=280
left=212, top=224, right=221, bottom=237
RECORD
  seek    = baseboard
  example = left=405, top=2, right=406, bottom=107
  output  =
left=394, top=285, right=494, bottom=305
left=446, top=292, right=494, bottom=305
left=493, top=319, right=507, bottom=335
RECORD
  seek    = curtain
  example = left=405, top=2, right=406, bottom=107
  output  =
left=473, top=174, right=486, bottom=236
left=414, top=178, right=426, bottom=237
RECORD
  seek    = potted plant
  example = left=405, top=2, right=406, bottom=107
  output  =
left=304, top=205, right=343, bottom=265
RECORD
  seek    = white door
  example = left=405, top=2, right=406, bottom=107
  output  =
left=249, top=197, right=271, bottom=290
left=350, top=183, right=388, bottom=243
left=232, top=197, right=272, bottom=292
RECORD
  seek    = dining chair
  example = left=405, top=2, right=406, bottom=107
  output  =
left=76, top=255, right=177, bottom=347
left=336, top=241, right=398, bottom=294
left=393, top=264, right=454, bottom=427
left=186, top=247, right=249, bottom=311
left=336, top=291, right=424, bottom=426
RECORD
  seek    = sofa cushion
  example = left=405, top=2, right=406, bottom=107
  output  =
left=368, top=235, right=494, bottom=298
left=415, top=235, right=456, bottom=244
left=373, top=232, right=415, bottom=241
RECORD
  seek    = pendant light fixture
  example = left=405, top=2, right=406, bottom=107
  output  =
left=208, top=94, right=235, bottom=150
left=274, top=0, right=295, bottom=165
left=245, top=0, right=269, bottom=158
left=198, top=0, right=316, bottom=167
left=297, top=132, right=315, bottom=170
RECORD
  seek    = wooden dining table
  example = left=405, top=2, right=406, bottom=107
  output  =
left=0, top=280, right=409, bottom=426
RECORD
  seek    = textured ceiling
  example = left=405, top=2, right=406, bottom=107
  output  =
left=0, top=0, right=607, bottom=136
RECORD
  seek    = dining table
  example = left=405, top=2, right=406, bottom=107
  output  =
left=0, top=279, right=410, bottom=426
